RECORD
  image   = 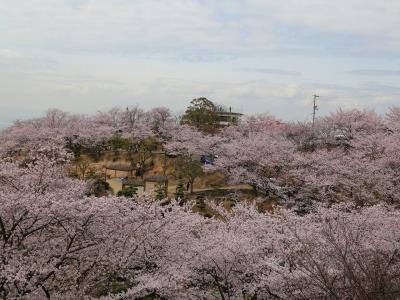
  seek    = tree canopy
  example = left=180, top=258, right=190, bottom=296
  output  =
left=2, top=105, right=400, bottom=299
left=181, top=97, right=218, bottom=133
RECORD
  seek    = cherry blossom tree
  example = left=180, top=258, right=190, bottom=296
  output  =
left=286, top=109, right=400, bottom=206
left=386, top=106, right=400, bottom=131
left=162, top=124, right=220, bottom=192
left=210, top=115, right=295, bottom=196
left=0, top=156, right=185, bottom=299
left=1, top=156, right=400, bottom=299
left=1, top=106, right=400, bottom=299
left=0, top=109, right=112, bottom=160
left=145, top=107, right=174, bottom=133
left=116, top=202, right=400, bottom=300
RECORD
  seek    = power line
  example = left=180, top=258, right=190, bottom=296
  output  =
left=312, top=94, right=319, bottom=128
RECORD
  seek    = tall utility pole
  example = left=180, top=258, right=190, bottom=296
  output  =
left=312, top=94, right=319, bottom=128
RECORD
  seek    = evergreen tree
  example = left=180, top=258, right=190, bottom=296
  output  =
left=196, top=192, right=206, bottom=210
left=155, top=183, right=166, bottom=200
left=175, top=176, right=186, bottom=204
left=181, top=97, right=218, bottom=133
left=117, top=186, right=138, bottom=198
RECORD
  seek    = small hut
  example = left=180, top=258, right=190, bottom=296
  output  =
left=121, top=178, right=145, bottom=189
left=121, top=178, right=145, bottom=195
left=104, top=163, right=137, bottom=179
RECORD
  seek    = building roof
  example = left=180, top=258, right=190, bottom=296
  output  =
left=214, top=111, right=243, bottom=117
left=143, top=175, right=169, bottom=182
left=121, top=178, right=145, bottom=186
left=104, top=163, right=137, bottom=171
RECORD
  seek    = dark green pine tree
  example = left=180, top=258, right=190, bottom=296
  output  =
left=117, top=186, right=138, bottom=198
left=196, top=192, right=206, bottom=210
left=155, top=183, right=166, bottom=201
left=175, top=176, right=186, bottom=204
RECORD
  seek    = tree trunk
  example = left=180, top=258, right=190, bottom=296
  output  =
left=190, top=179, right=194, bottom=193
left=252, top=184, right=258, bottom=195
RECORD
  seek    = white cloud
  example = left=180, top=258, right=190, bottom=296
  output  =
left=1, top=0, right=400, bottom=56
left=239, top=68, right=301, bottom=76
left=252, top=0, right=400, bottom=39
left=0, top=49, right=24, bottom=65
left=346, top=70, right=400, bottom=76
left=248, top=0, right=400, bottom=53
left=0, top=0, right=274, bottom=55
left=0, top=1, right=400, bottom=123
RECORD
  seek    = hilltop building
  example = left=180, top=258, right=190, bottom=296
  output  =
left=214, top=105, right=243, bottom=127
left=181, top=98, right=244, bottom=133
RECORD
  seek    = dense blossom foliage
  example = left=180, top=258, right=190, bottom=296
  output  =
left=128, top=202, right=400, bottom=300
left=0, top=107, right=173, bottom=158
left=208, top=115, right=294, bottom=196
left=0, top=156, right=200, bottom=298
left=206, top=109, right=400, bottom=207
left=2, top=156, right=400, bottom=299
left=1, top=106, right=400, bottom=299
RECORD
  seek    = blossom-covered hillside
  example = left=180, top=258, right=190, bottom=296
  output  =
left=1, top=106, right=400, bottom=299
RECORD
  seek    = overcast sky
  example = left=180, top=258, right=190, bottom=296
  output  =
left=1, top=0, right=400, bottom=127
